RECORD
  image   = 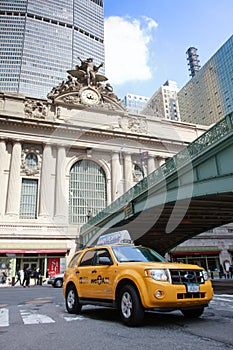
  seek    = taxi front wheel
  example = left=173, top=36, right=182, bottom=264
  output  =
left=66, top=285, right=82, bottom=314
left=119, top=284, right=144, bottom=326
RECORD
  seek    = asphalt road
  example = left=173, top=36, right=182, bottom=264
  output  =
left=0, top=282, right=233, bottom=350
left=211, top=278, right=233, bottom=294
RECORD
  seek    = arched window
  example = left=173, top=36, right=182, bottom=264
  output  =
left=69, top=159, right=107, bottom=224
left=25, top=153, right=38, bottom=170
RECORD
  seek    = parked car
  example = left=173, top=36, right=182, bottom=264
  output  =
left=48, top=273, right=64, bottom=288
left=63, top=231, right=213, bottom=326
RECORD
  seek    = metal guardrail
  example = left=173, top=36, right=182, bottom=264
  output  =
left=80, top=113, right=233, bottom=242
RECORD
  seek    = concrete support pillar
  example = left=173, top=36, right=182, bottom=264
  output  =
left=54, top=145, right=67, bottom=221
left=39, top=144, right=53, bottom=217
left=123, top=152, right=133, bottom=191
left=6, top=141, right=22, bottom=216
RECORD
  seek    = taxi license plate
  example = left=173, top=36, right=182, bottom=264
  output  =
left=186, top=283, right=200, bottom=293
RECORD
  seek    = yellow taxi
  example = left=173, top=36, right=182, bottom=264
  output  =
left=63, top=231, right=213, bottom=326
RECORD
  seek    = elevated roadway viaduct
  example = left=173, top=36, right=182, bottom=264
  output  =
left=80, top=113, right=233, bottom=255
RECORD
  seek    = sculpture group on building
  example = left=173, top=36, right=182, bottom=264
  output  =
left=47, top=57, right=124, bottom=110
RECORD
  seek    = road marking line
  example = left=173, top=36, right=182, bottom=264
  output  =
left=20, top=309, right=55, bottom=324
left=217, top=294, right=233, bottom=298
left=64, top=315, right=85, bottom=322
left=0, top=308, right=9, bottom=327
left=213, top=296, right=233, bottom=302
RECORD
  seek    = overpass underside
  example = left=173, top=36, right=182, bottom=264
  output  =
left=110, top=193, right=233, bottom=255
left=80, top=113, right=233, bottom=254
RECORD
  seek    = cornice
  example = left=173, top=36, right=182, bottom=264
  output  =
left=0, top=114, right=189, bottom=149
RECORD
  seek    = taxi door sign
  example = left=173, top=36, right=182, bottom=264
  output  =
left=97, top=230, right=132, bottom=245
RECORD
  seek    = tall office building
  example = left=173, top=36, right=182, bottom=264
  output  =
left=186, top=47, right=201, bottom=78
left=123, top=93, right=150, bottom=114
left=0, top=0, right=104, bottom=98
left=142, top=80, right=180, bottom=121
left=178, top=35, right=233, bottom=126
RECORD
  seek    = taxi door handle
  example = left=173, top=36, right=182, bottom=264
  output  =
left=75, top=270, right=80, bottom=274
left=92, top=270, right=97, bottom=273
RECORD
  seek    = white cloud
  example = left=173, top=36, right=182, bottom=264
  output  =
left=104, top=16, right=158, bottom=85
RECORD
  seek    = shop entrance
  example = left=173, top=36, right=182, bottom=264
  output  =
left=22, top=258, right=39, bottom=272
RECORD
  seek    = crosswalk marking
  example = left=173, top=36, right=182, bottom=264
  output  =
left=0, top=308, right=9, bottom=327
left=212, top=297, right=232, bottom=302
left=0, top=294, right=233, bottom=327
left=215, top=294, right=233, bottom=298
left=20, top=309, right=55, bottom=324
left=64, top=315, right=84, bottom=322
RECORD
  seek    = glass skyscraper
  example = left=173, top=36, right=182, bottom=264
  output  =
left=0, top=0, right=104, bottom=98
left=178, top=35, right=233, bottom=126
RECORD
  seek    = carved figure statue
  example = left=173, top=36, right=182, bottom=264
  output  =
left=77, top=57, right=104, bottom=86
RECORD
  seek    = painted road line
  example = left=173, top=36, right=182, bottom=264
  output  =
left=20, top=309, right=55, bottom=324
left=0, top=308, right=9, bottom=327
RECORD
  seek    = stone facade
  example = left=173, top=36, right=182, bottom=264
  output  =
left=0, top=90, right=232, bottom=279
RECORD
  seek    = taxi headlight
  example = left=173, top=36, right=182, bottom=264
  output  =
left=145, top=269, right=169, bottom=281
left=202, top=270, right=209, bottom=281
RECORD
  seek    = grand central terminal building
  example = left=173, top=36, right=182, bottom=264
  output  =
left=1, top=65, right=233, bottom=280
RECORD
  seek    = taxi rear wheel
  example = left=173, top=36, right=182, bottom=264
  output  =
left=66, top=285, right=82, bottom=314
left=181, top=306, right=204, bottom=318
left=119, top=284, right=144, bottom=326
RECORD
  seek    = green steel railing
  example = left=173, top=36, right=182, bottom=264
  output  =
left=80, top=113, right=233, bottom=240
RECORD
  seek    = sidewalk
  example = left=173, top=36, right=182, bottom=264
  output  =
left=0, top=281, right=48, bottom=288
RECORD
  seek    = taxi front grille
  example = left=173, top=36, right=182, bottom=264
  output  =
left=170, top=269, right=205, bottom=284
left=177, top=292, right=206, bottom=299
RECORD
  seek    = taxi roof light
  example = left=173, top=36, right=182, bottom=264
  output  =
left=96, top=230, right=133, bottom=246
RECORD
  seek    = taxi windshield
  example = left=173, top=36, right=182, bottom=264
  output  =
left=112, top=245, right=166, bottom=263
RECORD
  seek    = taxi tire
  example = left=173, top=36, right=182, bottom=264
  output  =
left=66, top=285, right=82, bottom=314
left=181, top=306, right=204, bottom=318
left=119, top=284, right=144, bottom=326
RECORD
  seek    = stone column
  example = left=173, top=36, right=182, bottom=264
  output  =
left=111, top=152, right=123, bottom=201
left=154, top=156, right=160, bottom=169
left=0, top=139, right=6, bottom=215
left=39, top=144, right=53, bottom=217
left=6, top=141, right=22, bottom=216
left=158, top=156, right=166, bottom=167
left=123, top=152, right=133, bottom=191
left=0, top=139, right=6, bottom=183
left=54, top=145, right=67, bottom=221
left=147, top=155, right=156, bottom=174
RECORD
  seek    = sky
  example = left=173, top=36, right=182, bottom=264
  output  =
left=103, top=0, right=233, bottom=100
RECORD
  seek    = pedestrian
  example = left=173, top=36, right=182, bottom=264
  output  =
left=32, top=267, right=38, bottom=285
left=219, top=264, right=224, bottom=279
left=13, top=269, right=21, bottom=286
left=36, top=267, right=41, bottom=286
left=22, top=267, right=31, bottom=287
left=229, top=264, right=233, bottom=279
left=1, top=270, right=7, bottom=284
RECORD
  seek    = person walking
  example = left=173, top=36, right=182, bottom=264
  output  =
left=229, top=264, right=233, bottom=279
left=22, top=267, right=31, bottom=287
left=13, top=269, right=21, bottom=286
left=1, top=270, right=7, bottom=284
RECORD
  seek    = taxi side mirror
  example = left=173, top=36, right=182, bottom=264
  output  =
left=99, top=257, right=113, bottom=265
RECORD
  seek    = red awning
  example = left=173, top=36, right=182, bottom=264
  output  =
left=0, top=250, right=67, bottom=254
